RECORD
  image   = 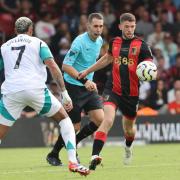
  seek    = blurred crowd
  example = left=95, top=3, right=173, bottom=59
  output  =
left=0, top=0, right=180, bottom=115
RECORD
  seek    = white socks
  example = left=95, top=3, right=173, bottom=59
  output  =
left=59, top=117, right=77, bottom=163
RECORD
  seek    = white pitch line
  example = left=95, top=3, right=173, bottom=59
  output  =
left=1, top=163, right=180, bottom=175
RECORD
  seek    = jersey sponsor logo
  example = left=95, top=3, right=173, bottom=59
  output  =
left=121, top=48, right=129, bottom=52
left=114, top=56, right=134, bottom=65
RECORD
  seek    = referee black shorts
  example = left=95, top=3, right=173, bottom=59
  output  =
left=103, top=90, right=139, bottom=119
left=65, top=81, right=103, bottom=124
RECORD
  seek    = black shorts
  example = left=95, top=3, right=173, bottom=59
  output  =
left=65, top=81, right=103, bottom=123
left=103, top=90, right=139, bottom=119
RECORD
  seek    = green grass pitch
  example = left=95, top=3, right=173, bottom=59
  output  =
left=0, top=144, right=180, bottom=180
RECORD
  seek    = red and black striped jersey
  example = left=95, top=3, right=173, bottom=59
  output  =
left=108, top=36, right=153, bottom=96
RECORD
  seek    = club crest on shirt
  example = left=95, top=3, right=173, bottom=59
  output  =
left=131, top=47, right=137, bottom=55
left=69, top=50, right=77, bottom=57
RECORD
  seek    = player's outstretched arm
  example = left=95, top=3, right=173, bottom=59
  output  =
left=78, top=53, right=112, bottom=79
left=62, top=64, right=80, bottom=79
left=45, top=59, right=73, bottom=111
left=62, top=61, right=98, bottom=92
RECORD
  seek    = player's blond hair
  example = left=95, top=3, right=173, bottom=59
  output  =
left=15, top=17, right=33, bottom=34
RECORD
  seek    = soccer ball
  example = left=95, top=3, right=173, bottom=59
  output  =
left=136, top=61, right=157, bottom=81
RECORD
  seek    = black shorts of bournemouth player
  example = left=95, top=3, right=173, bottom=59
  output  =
left=79, top=12, right=153, bottom=170
left=46, top=13, right=104, bottom=166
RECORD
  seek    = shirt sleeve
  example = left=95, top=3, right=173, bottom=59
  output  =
left=39, top=41, right=53, bottom=62
left=138, top=41, right=153, bottom=63
left=63, top=38, right=81, bottom=66
left=0, top=48, right=4, bottom=71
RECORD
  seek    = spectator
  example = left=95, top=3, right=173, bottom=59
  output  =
left=16, top=0, right=37, bottom=22
left=172, top=10, right=180, bottom=38
left=156, top=56, right=170, bottom=89
left=101, top=24, right=110, bottom=43
left=50, top=21, right=71, bottom=57
left=168, top=53, right=180, bottom=86
left=39, top=0, right=60, bottom=25
left=176, top=32, right=180, bottom=53
left=148, top=79, right=168, bottom=114
left=58, top=37, right=70, bottom=67
left=35, top=11, right=56, bottom=44
left=168, top=79, right=180, bottom=103
left=168, top=89, right=180, bottom=114
left=162, top=0, right=176, bottom=23
left=79, top=0, right=89, bottom=14
left=0, top=13, right=14, bottom=38
left=101, top=1, right=116, bottom=29
left=136, top=10, right=154, bottom=40
left=155, top=32, right=178, bottom=68
left=159, top=9, right=173, bottom=33
left=59, top=1, right=79, bottom=37
left=0, top=0, right=20, bottom=15
left=78, top=14, right=88, bottom=34
left=147, top=21, right=165, bottom=47
left=151, top=1, right=163, bottom=22
left=153, top=44, right=169, bottom=69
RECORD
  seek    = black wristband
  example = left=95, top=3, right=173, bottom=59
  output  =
left=78, top=77, right=88, bottom=84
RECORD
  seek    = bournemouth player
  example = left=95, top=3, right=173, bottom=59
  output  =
left=79, top=13, right=153, bottom=170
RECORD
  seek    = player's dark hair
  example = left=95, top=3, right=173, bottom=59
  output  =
left=120, top=13, right=136, bottom=23
left=88, top=13, right=104, bottom=23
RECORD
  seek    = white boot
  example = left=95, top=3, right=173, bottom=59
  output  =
left=123, top=146, right=133, bottom=165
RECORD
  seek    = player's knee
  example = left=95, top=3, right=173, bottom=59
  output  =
left=92, top=113, right=104, bottom=126
left=51, top=108, right=68, bottom=122
left=94, top=117, right=103, bottom=127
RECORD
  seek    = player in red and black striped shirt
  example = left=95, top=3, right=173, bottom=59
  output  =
left=79, top=13, right=153, bottom=170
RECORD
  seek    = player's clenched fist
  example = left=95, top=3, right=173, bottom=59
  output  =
left=84, top=80, right=97, bottom=92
